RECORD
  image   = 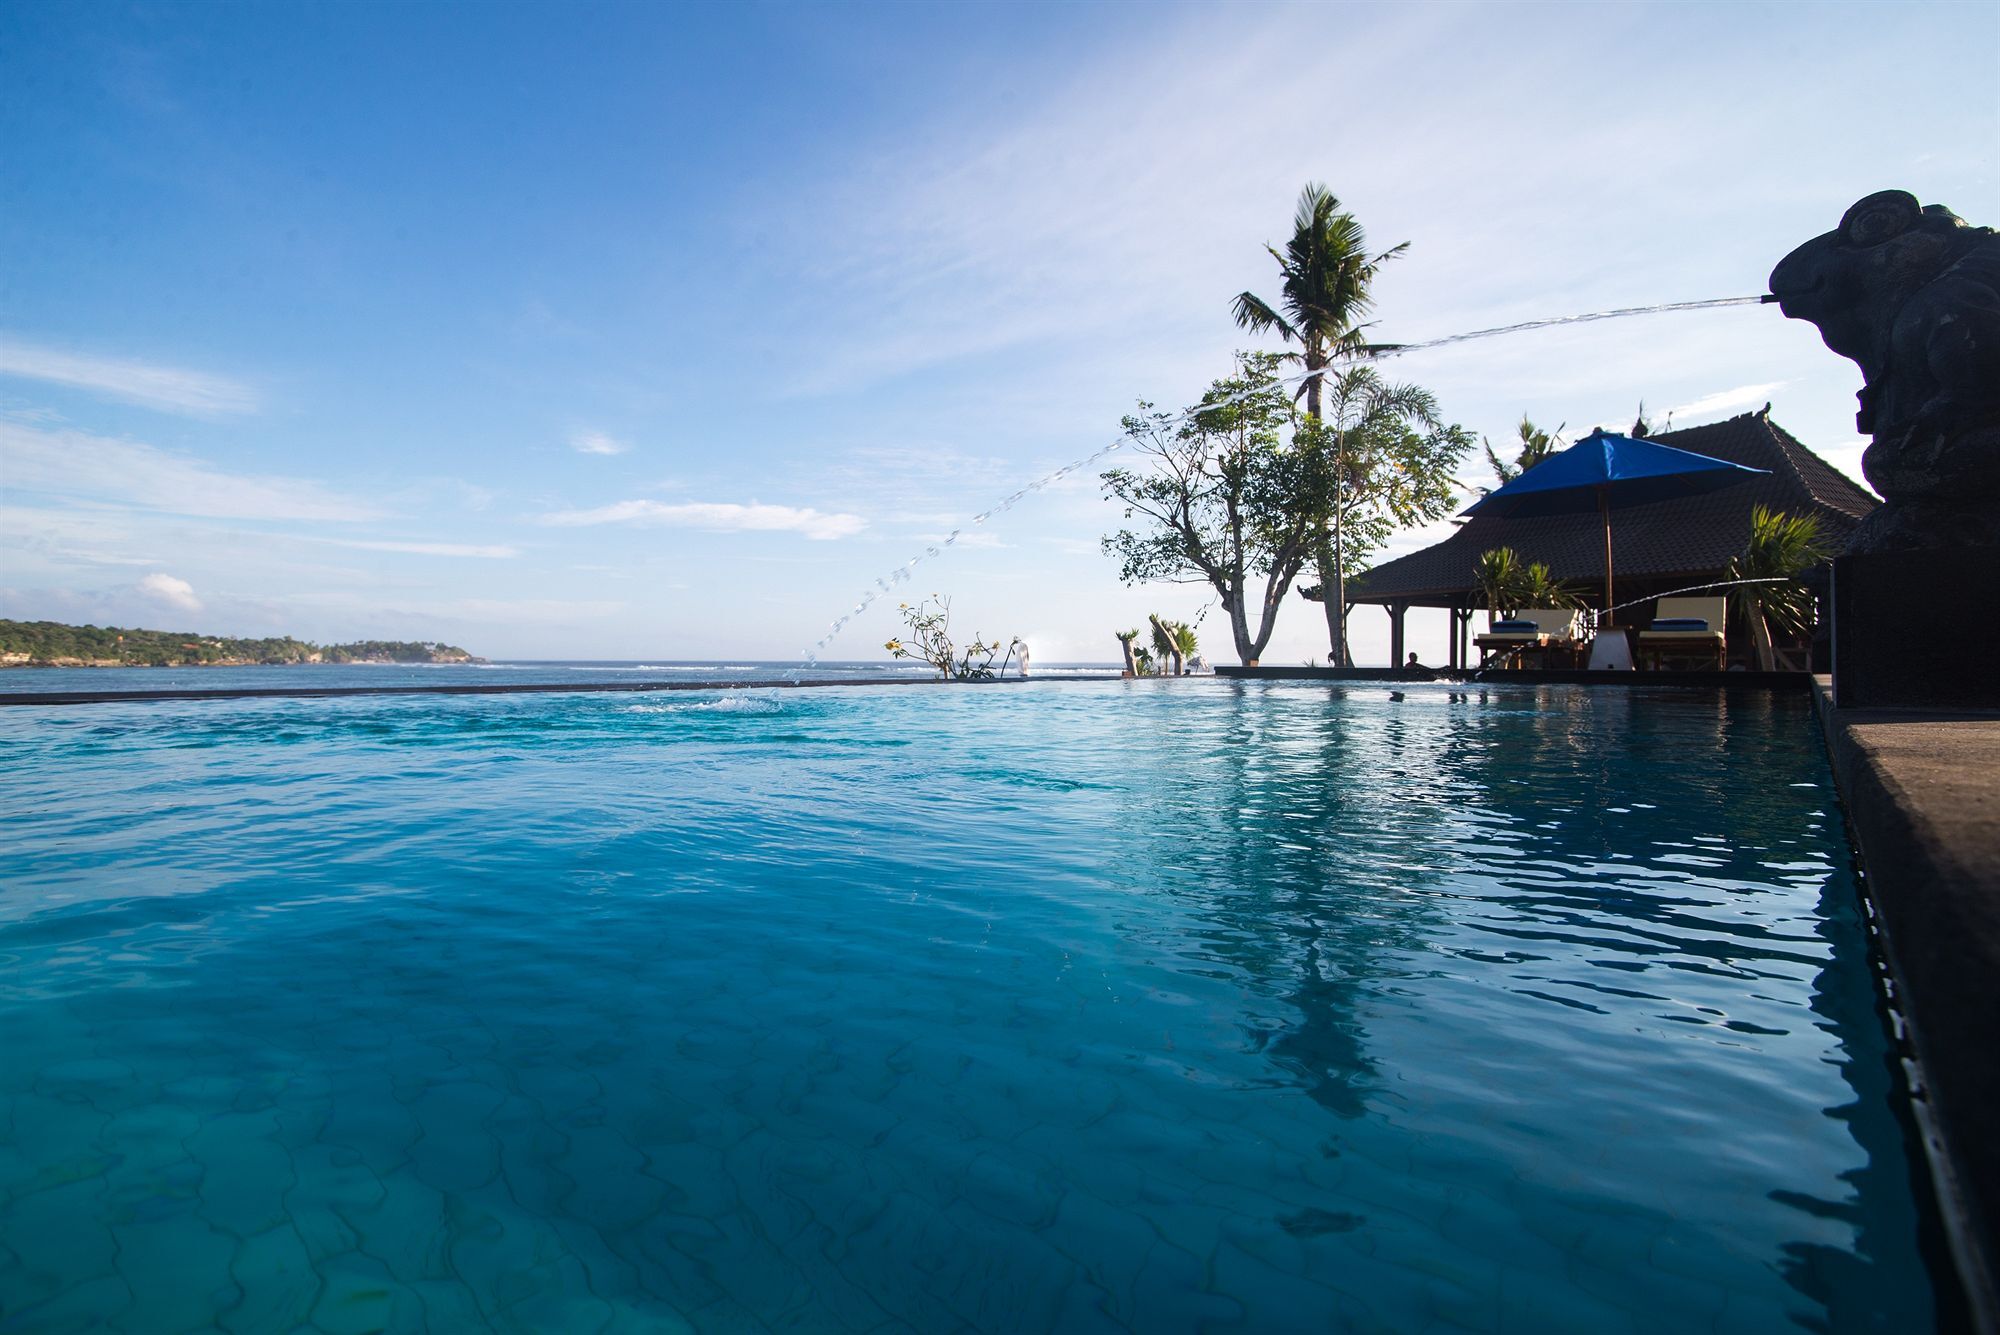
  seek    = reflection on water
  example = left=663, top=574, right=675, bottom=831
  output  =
left=0, top=682, right=1941, bottom=1331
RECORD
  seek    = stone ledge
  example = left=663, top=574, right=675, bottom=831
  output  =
left=1814, top=678, right=2000, bottom=1329
left=1216, top=665, right=1811, bottom=688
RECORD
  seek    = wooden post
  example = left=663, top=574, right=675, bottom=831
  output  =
left=1389, top=603, right=1407, bottom=669
left=1598, top=486, right=1615, bottom=626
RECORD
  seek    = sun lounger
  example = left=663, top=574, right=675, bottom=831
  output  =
left=1474, top=609, right=1581, bottom=668
left=1635, top=597, right=1727, bottom=669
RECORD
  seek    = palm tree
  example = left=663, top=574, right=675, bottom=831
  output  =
left=1475, top=547, right=1525, bottom=619
left=1233, top=184, right=1407, bottom=664
left=1169, top=621, right=1198, bottom=670
left=1475, top=547, right=1579, bottom=621
left=1726, top=506, right=1833, bottom=670
left=1483, top=415, right=1562, bottom=486
left=1515, top=562, right=1582, bottom=613
left=1148, top=614, right=1183, bottom=676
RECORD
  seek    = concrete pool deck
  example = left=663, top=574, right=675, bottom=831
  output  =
left=1814, top=679, right=2000, bottom=1330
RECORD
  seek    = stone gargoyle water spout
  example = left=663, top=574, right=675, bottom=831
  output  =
left=1769, top=189, right=2000, bottom=551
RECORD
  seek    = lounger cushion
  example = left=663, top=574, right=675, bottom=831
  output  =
left=1649, top=617, right=1709, bottom=631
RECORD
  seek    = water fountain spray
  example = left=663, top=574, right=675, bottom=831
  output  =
left=801, top=295, right=1770, bottom=665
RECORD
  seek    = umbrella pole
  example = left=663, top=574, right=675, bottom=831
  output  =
left=1598, top=486, right=1614, bottom=628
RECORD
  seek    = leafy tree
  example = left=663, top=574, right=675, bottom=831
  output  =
left=1726, top=506, right=1834, bottom=670
left=1169, top=621, right=1199, bottom=667
left=1483, top=415, right=1562, bottom=486
left=1233, top=184, right=1409, bottom=662
left=1295, top=368, right=1473, bottom=662
left=1101, top=354, right=1331, bottom=666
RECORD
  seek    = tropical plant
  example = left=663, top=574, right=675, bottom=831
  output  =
left=1232, top=184, right=1412, bottom=664
left=1113, top=628, right=1141, bottom=676
left=1169, top=621, right=1198, bottom=667
left=1101, top=354, right=1331, bottom=666
left=1474, top=548, right=1524, bottom=617
left=1473, top=548, right=1581, bottom=619
left=884, top=596, right=1008, bottom=680
left=1515, top=562, right=1583, bottom=613
left=1726, top=505, right=1834, bottom=669
left=1132, top=646, right=1156, bottom=676
left=1483, top=415, right=1562, bottom=486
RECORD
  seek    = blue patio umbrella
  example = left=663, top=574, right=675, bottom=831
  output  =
left=1461, top=429, right=1767, bottom=623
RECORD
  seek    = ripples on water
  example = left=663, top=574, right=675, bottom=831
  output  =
left=0, top=682, right=1938, bottom=1331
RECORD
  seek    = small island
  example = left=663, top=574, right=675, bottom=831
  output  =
left=0, top=619, right=484, bottom=668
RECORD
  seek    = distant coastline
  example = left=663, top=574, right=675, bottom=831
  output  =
left=0, top=618, right=483, bottom=669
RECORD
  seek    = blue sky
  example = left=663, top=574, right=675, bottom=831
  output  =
left=3, top=0, right=1995, bottom=664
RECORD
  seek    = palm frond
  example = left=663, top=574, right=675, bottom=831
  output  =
left=1232, top=291, right=1297, bottom=342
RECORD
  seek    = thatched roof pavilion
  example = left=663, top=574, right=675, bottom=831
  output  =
left=1331, top=409, right=1879, bottom=667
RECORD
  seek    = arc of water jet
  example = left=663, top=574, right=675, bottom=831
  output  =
left=799, top=361, right=1331, bottom=664
left=802, top=295, right=1773, bottom=665
left=1363, top=296, right=1766, bottom=360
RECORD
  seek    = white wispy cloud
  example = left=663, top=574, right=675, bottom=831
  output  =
left=137, top=572, right=202, bottom=612
left=313, top=538, right=520, bottom=559
left=0, top=421, right=383, bottom=521
left=539, top=499, right=866, bottom=540
left=1664, top=382, right=1789, bottom=424
left=0, top=336, right=258, bottom=416
left=570, top=430, right=629, bottom=456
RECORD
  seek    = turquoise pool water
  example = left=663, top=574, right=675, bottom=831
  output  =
left=0, top=682, right=1939, bottom=1331
left=0, top=660, right=1111, bottom=696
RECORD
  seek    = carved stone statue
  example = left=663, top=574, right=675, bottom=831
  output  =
left=1769, top=190, right=2000, bottom=551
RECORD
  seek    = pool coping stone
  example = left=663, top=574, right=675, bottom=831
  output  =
left=1814, top=677, right=2000, bottom=1333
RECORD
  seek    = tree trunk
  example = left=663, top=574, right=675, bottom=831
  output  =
left=1748, top=608, right=1776, bottom=672
left=1314, top=541, right=1342, bottom=664
left=1117, top=638, right=1137, bottom=676
left=1226, top=591, right=1258, bottom=665
left=1302, top=348, right=1338, bottom=664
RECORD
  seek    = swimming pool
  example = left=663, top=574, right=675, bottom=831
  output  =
left=0, top=681, right=1941, bottom=1331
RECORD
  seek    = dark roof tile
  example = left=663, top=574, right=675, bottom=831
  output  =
left=1345, top=413, right=1877, bottom=606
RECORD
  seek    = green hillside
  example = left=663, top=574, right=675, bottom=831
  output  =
left=0, top=619, right=478, bottom=667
